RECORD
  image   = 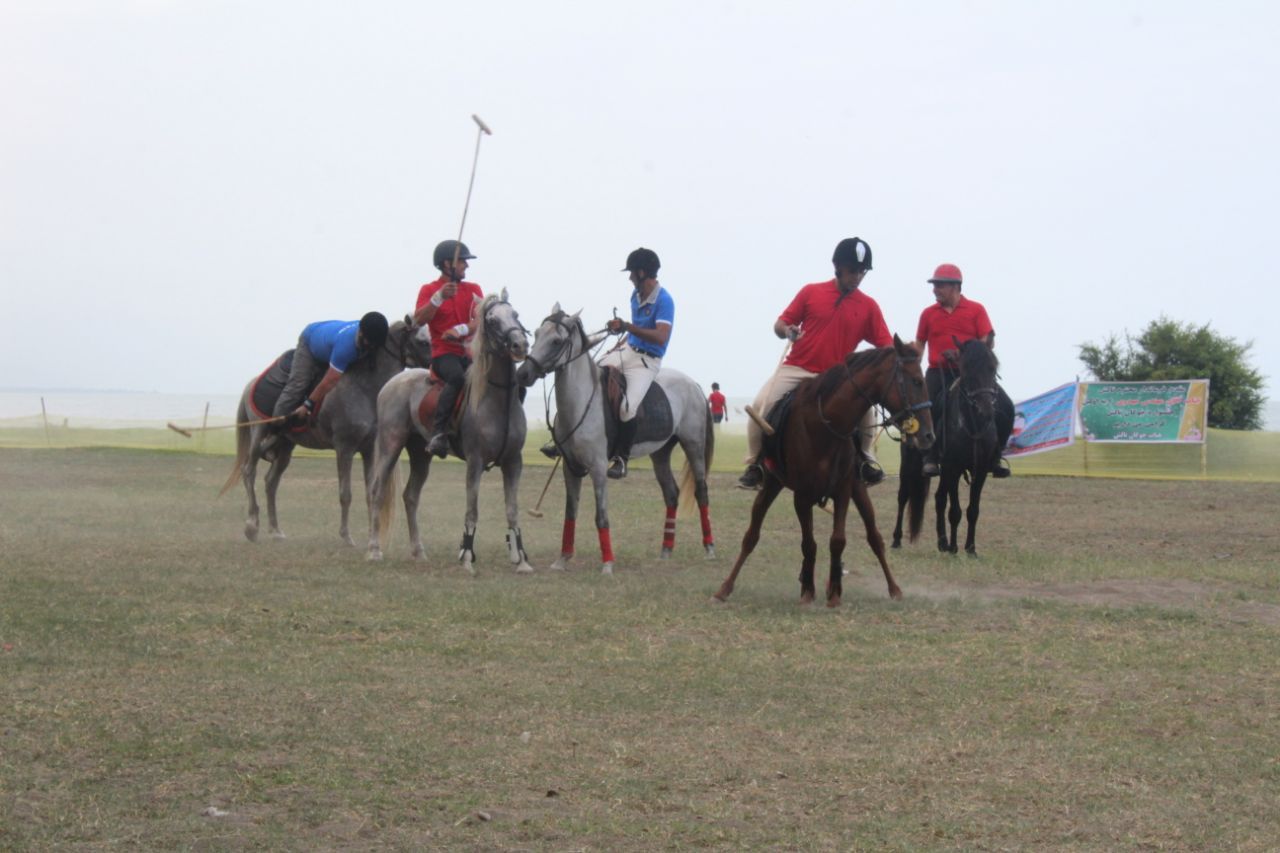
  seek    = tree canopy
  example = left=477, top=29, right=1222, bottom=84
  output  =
left=1078, top=317, right=1267, bottom=430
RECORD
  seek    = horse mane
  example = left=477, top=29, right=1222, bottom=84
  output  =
left=465, top=293, right=502, bottom=413
left=800, top=346, right=895, bottom=404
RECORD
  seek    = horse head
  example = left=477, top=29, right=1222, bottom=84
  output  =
left=396, top=315, right=433, bottom=368
left=517, top=303, right=586, bottom=387
left=469, top=289, right=528, bottom=364
left=883, top=335, right=935, bottom=451
left=953, top=333, right=999, bottom=433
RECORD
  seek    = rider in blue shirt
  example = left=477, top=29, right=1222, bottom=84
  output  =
left=259, top=312, right=389, bottom=459
left=598, top=248, right=674, bottom=478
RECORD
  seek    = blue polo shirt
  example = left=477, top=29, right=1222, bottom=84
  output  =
left=301, top=320, right=362, bottom=372
left=626, top=286, right=675, bottom=358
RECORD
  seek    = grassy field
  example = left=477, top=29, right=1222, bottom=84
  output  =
left=2, top=447, right=1279, bottom=849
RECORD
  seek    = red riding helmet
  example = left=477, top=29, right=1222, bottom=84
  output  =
left=928, top=263, right=963, bottom=285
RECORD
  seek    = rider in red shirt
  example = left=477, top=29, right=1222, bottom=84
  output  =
left=913, top=263, right=1013, bottom=477
left=414, top=240, right=485, bottom=458
left=739, top=237, right=892, bottom=490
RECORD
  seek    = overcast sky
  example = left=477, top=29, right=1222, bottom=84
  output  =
left=3, top=0, right=1275, bottom=405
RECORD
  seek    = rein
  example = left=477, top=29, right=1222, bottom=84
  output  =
left=817, top=352, right=930, bottom=440
left=528, top=312, right=609, bottom=472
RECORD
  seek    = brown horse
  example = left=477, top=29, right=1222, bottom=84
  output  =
left=714, top=336, right=934, bottom=607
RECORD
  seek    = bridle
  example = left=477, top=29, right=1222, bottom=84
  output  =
left=525, top=311, right=609, bottom=471
left=818, top=350, right=931, bottom=440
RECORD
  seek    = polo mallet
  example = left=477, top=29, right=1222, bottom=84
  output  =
left=167, top=414, right=286, bottom=438
left=744, top=336, right=795, bottom=436
left=527, top=456, right=561, bottom=518
left=452, top=114, right=492, bottom=267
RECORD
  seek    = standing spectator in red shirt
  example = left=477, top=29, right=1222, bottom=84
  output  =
left=913, top=263, right=1014, bottom=477
left=708, top=382, right=728, bottom=424
left=414, top=239, right=485, bottom=458
left=738, top=237, right=892, bottom=490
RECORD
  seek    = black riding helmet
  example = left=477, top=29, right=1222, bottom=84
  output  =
left=622, top=247, right=660, bottom=279
left=359, top=311, right=389, bottom=349
left=832, top=237, right=873, bottom=272
left=433, top=240, right=476, bottom=269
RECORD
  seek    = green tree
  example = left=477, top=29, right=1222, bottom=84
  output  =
left=1079, top=317, right=1266, bottom=430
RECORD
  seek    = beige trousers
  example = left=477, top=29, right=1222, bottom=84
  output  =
left=745, top=365, right=880, bottom=464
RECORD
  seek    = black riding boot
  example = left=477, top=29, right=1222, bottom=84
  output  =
left=608, top=419, right=638, bottom=479
left=427, top=384, right=459, bottom=458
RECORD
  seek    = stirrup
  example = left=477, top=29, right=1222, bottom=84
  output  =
left=607, top=456, right=627, bottom=479
left=860, top=459, right=885, bottom=486
left=540, top=441, right=561, bottom=460
left=991, top=457, right=1012, bottom=478
left=921, top=459, right=940, bottom=477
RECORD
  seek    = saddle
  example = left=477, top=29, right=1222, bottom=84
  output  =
left=599, top=365, right=674, bottom=457
left=248, top=349, right=323, bottom=433
left=760, top=390, right=798, bottom=480
left=415, top=368, right=469, bottom=454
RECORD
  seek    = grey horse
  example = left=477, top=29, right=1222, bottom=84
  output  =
left=515, top=304, right=716, bottom=574
left=220, top=318, right=431, bottom=544
left=365, top=291, right=532, bottom=573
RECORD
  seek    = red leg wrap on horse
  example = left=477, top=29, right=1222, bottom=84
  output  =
left=561, top=519, right=576, bottom=556
left=700, top=504, right=714, bottom=545
left=662, top=506, right=677, bottom=550
left=597, top=527, right=614, bottom=564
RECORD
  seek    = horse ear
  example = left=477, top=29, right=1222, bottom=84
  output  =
left=404, top=313, right=413, bottom=327
left=951, top=334, right=963, bottom=350
left=552, top=301, right=561, bottom=314
left=984, top=331, right=995, bottom=349
left=500, top=286, right=509, bottom=303
left=943, top=349, right=960, bottom=366
left=571, top=308, right=583, bottom=320
left=585, top=330, right=609, bottom=348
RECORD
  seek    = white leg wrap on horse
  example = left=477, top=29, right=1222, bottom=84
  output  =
left=860, top=407, right=879, bottom=462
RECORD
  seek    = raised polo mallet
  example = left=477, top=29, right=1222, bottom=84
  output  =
left=452, top=114, right=493, bottom=267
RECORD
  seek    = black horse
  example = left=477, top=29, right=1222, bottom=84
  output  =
left=892, top=337, right=1003, bottom=557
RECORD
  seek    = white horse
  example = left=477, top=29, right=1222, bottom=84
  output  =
left=366, top=291, right=532, bottom=573
left=515, top=304, right=716, bottom=574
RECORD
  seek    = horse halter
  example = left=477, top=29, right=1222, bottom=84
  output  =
left=522, top=311, right=592, bottom=380
left=481, top=298, right=529, bottom=360
left=820, top=351, right=931, bottom=439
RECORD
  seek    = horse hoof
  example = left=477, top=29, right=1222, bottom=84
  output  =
left=548, top=557, right=569, bottom=571
left=600, top=562, right=614, bottom=575
left=366, top=550, right=383, bottom=562
left=341, top=536, right=356, bottom=547
left=411, top=547, right=425, bottom=561
left=889, top=588, right=904, bottom=601
left=704, top=544, right=717, bottom=559
left=270, top=530, right=286, bottom=541
left=966, top=550, right=978, bottom=559
left=461, top=561, right=476, bottom=576
left=890, top=541, right=901, bottom=550
left=710, top=594, right=729, bottom=605
left=827, top=597, right=842, bottom=608
left=514, top=561, right=535, bottom=574
left=244, top=525, right=258, bottom=542
left=660, top=547, right=672, bottom=560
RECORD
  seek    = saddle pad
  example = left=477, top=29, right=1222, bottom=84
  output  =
left=761, top=389, right=797, bottom=477
left=600, top=366, right=674, bottom=453
left=248, top=349, right=296, bottom=419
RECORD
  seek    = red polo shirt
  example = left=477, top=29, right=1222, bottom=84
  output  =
left=915, top=295, right=994, bottom=368
left=708, top=390, right=726, bottom=415
left=415, top=277, right=485, bottom=359
left=779, top=280, right=892, bottom=373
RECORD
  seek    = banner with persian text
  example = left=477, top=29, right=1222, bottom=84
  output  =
left=1005, top=382, right=1079, bottom=457
left=1078, top=380, right=1210, bottom=443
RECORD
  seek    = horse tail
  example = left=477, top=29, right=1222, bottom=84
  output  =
left=677, top=403, right=715, bottom=513
left=376, top=464, right=399, bottom=551
left=218, top=396, right=251, bottom=498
